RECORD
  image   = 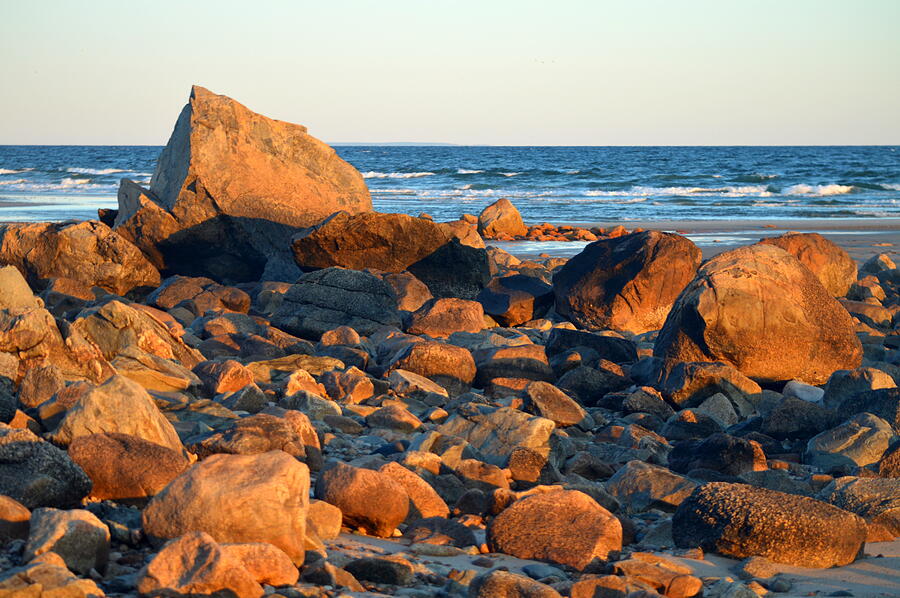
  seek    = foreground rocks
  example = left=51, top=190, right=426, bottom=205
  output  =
left=113, top=85, right=371, bottom=282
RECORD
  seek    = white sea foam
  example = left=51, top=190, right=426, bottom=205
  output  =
left=882, top=183, right=900, bottom=191
left=0, top=178, right=27, bottom=185
left=456, top=169, right=483, bottom=174
left=784, top=184, right=854, bottom=196
left=362, top=171, right=435, bottom=179
left=501, top=172, right=521, bottom=177
left=584, top=185, right=771, bottom=197
left=67, top=167, right=126, bottom=175
left=0, top=168, right=33, bottom=175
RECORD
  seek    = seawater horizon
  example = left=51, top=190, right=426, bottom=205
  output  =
left=0, top=145, right=898, bottom=224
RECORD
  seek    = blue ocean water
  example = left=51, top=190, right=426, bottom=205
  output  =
left=0, top=145, right=898, bottom=223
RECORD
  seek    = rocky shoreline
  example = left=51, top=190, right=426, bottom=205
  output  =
left=1, top=87, right=899, bottom=598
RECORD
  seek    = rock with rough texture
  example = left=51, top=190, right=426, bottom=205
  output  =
left=438, top=405, right=555, bottom=467
left=191, top=413, right=309, bottom=461
left=487, top=490, right=622, bottom=570
left=0, top=495, right=30, bottom=543
left=291, top=211, right=491, bottom=299
left=655, top=360, right=761, bottom=408
left=406, top=297, right=484, bottom=337
left=0, top=560, right=105, bottom=597
left=221, top=542, right=300, bottom=587
left=384, top=341, right=476, bottom=396
left=49, top=375, right=183, bottom=452
left=823, top=367, right=897, bottom=410
left=553, top=231, right=701, bottom=334
left=0, top=220, right=160, bottom=295
left=114, top=85, right=371, bottom=282
left=805, top=413, right=894, bottom=474
left=469, top=569, right=562, bottom=598
left=0, top=427, right=92, bottom=509
left=669, top=433, right=765, bottom=477
left=272, top=267, right=402, bottom=339
left=314, top=462, right=409, bottom=537
left=545, top=327, right=638, bottom=363
left=476, top=274, right=554, bottom=327
left=673, top=482, right=867, bottom=567
left=23, top=508, right=110, bottom=575
left=379, top=461, right=450, bottom=520
left=478, top=198, right=528, bottom=238
left=606, top=460, right=697, bottom=513
left=655, top=244, right=863, bottom=385
left=757, top=232, right=857, bottom=297
left=0, top=265, right=41, bottom=311
left=523, top=381, right=589, bottom=427
left=68, top=433, right=191, bottom=501
left=820, top=477, right=900, bottom=536
left=474, top=344, right=554, bottom=387
left=835, top=388, right=900, bottom=431
left=137, top=531, right=264, bottom=598
left=143, top=451, right=309, bottom=565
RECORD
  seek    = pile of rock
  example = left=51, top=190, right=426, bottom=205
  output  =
left=1, top=86, right=899, bottom=598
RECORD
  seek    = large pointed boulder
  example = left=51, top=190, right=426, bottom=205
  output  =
left=654, top=243, right=862, bottom=385
left=114, top=85, right=372, bottom=282
left=757, top=232, right=857, bottom=297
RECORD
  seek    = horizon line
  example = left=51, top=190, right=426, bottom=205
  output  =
left=1, top=143, right=899, bottom=148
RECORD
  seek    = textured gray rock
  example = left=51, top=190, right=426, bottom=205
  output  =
left=805, top=413, right=895, bottom=473
left=24, top=508, right=110, bottom=575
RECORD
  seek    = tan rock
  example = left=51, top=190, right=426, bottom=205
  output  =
left=487, top=490, right=622, bottom=570
left=758, top=232, right=857, bottom=297
left=655, top=244, right=863, bottom=385
left=115, top=85, right=371, bottom=282
left=406, top=298, right=485, bottom=338
left=220, top=542, right=299, bottom=587
left=0, top=495, right=30, bottom=543
left=477, top=198, right=528, bottom=239
left=143, top=451, right=309, bottom=565
left=24, top=508, right=110, bottom=575
left=379, top=461, right=449, bottom=520
left=314, top=462, right=409, bottom=537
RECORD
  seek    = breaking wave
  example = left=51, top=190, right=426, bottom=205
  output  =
left=361, top=171, right=435, bottom=179
left=66, top=167, right=126, bottom=175
left=783, top=184, right=854, bottom=196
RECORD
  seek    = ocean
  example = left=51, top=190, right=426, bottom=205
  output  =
left=0, top=145, right=898, bottom=224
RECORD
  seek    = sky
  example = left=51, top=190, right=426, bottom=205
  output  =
left=1, top=0, right=898, bottom=145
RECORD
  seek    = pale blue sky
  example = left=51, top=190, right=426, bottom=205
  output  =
left=1, top=0, right=898, bottom=145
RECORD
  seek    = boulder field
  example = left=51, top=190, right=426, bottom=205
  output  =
left=1, top=87, right=899, bottom=598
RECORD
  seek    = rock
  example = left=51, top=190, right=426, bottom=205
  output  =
left=272, top=267, right=402, bottom=339
left=407, top=298, right=484, bottom=337
left=381, top=271, right=434, bottom=312
left=344, top=555, right=415, bottom=586
left=757, top=232, right=857, bottom=297
left=606, top=460, right=697, bottom=513
left=149, top=275, right=250, bottom=314
left=474, top=344, right=554, bottom=387
left=314, top=462, right=409, bottom=537
left=783, top=379, right=825, bottom=403
left=655, top=244, right=862, bottom=385
left=523, top=381, right=589, bottom=427
left=0, top=265, right=41, bottom=311
left=0, top=560, right=105, bottom=597
left=476, top=274, right=554, bottom=327
left=143, top=451, right=309, bottom=564
left=438, top=405, right=555, bottom=467
left=321, top=366, right=374, bottom=404
left=622, top=387, right=676, bottom=421
left=478, top=198, right=528, bottom=238
left=668, top=433, right=764, bottom=477
left=291, top=211, right=491, bottom=298
left=17, top=364, right=65, bottom=410
left=0, top=220, right=160, bottom=295
left=384, top=341, right=476, bottom=396
left=68, top=433, right=190, bottom=502
left=820, top=476, right=900, bottom=536
left=553, top=231, right=701, bottom=334
left=0, top=427, right=92, bottom=509
left=469, top=569, right=562, bottom=598
left=71, top=299, right=203, bottom=368
left=388, top=369, right=449, bottom=404
left=760, top=395, right=837, bottom=440
left=805, top=413, right=894, bottom=474
left=545, top=328, right=638, bottom=363
left=24, top=507, right=110, bottom=575
left=192, top=413, right=309, bottom=461
left=673, top=482, right=867, bottom=567
left=823, top=367, right=897, bottom=410
left=556, top=365, right=630, bottom=406
left=862, top=253, right=897, bottom=274
left=193, top=359, right=254, bottom=395
left=404, top=516, right=476, bottom=547
left=221, top=542, right=298, bottom=587
left=114, top=86, right=370, bottom=282
left=137, top=531, right=263, bottom=598
left=0, top=495, right=30, bottom=543
left=835, top=388, right=900, bottom=431
left=487, top=490, right=622, bottom=570
left=49, top=375, right=183, bottom=452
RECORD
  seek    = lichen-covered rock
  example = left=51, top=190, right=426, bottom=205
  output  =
left=673, top=482, right=866, bottom=567
left=272, top=268, right=402, bottom=339
left=819, top=476, right=900, bottom=536
left=143, top=451, right=309, bottom=565
left=0, top=427, right=92, bottom=509
left=114, top=85, right=371, bottom=282
left=487, top=490, right=622, bottom=570
left=655, top=244, right=863, bottom=385
left=24, top=508, right=110, bottom=575
left=805, top=413, right=894, bottom=474
left=553, top=231, right=701, bottom=334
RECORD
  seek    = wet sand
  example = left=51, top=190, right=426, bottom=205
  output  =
left=492, top=218, right=900, bottom=263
